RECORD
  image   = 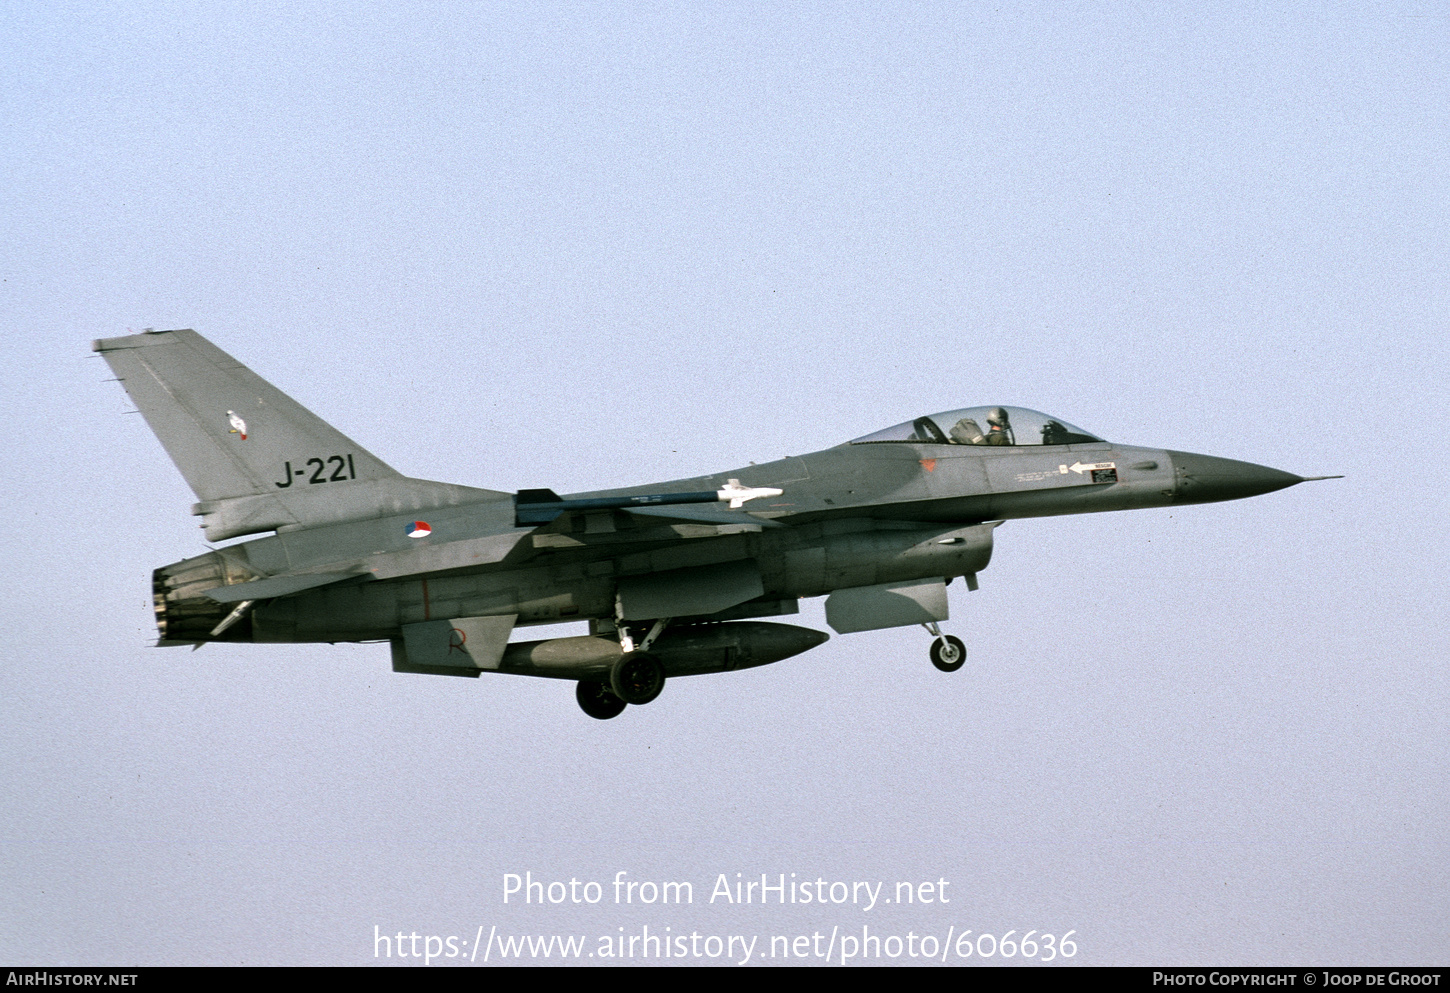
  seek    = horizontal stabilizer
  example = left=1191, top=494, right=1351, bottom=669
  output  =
left=204, top=571, right=358, bottom=603
left=192, top=476, right=510, bottom=542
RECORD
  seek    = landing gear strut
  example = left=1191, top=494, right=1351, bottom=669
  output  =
left=608, top=607, right=669, bottom=705
left=576, top=679, right=627, bottom=720
left=922, top=621, right=966, bottom=672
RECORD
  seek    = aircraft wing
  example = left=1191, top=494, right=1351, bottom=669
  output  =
left=622, top=504, right=784, bottom=528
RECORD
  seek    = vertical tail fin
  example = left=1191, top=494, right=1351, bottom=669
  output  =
left=95, top=329, right=401, bottom=500
left=96, top=329, right=505, bottom=540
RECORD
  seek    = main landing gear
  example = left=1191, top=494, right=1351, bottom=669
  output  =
left=576, top=679, right=627, bottom=720
left=923, top=621, right=966, bottom=672
left=610, top=651, right=665, bottom=704
left=575, top=616, right=671, bottom=719
left=574, top=652, right=666, bottom=719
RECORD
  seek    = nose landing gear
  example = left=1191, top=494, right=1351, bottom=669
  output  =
left=922, top=621, right=966, bottom=672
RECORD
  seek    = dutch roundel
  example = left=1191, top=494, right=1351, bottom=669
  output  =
left=405, top=521, right=432, bottom=538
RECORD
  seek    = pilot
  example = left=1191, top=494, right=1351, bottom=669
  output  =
left=984, top=407, right=1015, bottom=445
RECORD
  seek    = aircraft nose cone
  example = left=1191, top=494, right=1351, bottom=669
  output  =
left=1167, top=451, right=1303, bottom=505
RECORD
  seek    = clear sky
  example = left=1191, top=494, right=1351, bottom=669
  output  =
left=2, top=1, right=1447, bottom=966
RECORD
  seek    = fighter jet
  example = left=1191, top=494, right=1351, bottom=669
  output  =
left=95, top=329, right=1335, bottom=719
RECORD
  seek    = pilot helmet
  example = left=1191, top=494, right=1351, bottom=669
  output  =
left=987, top=407, right=1010, bottom=428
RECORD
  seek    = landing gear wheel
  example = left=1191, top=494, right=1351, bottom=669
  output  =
left=610, top=652, right=666, bottom=705
left=576, top=680, right=627, bottom=720
left=930, top=635, right=966, bottom=672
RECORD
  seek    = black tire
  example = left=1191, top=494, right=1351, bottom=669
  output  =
left=930, top=635, right=966, bottom=672
left=576, top=679, right=627, bottom=720
left=610, top=652, right=666, bottom=705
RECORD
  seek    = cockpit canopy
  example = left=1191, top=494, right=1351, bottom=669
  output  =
left=850, top=406, right=1104, bottom=447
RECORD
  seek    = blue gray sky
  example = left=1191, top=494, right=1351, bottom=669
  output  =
left=2, top=2, right=1447, bottom=966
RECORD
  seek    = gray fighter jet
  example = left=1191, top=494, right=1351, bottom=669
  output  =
left=96, top=329, right=1335, bottom=719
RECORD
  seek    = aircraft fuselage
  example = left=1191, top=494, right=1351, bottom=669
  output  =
left=156, top=440, right=1298, bottom=645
